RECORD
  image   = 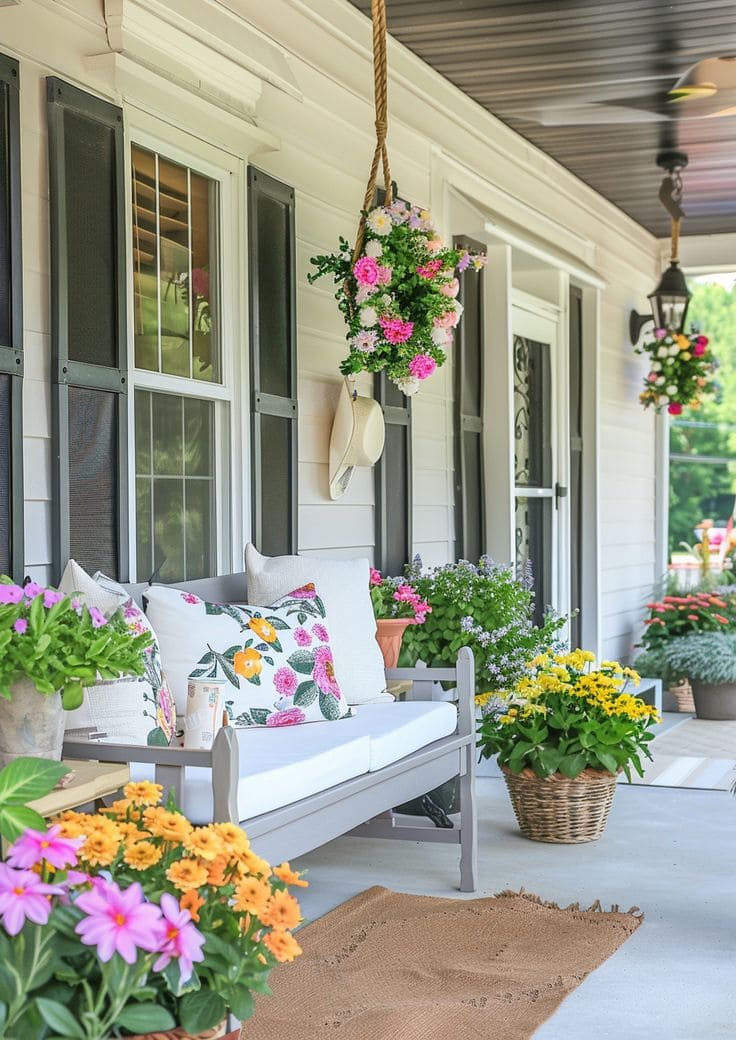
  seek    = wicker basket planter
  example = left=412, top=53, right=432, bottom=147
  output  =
left=125, top=1023, right=226, bottom=1040
left=668, top=679, right=696, bottom=713
left=501, top=765, right=618, bottom=844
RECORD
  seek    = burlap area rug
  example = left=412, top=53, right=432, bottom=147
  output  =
left=250, top=885, right=642, bottom=1040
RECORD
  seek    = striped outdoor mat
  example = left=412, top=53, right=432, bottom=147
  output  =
left=622, top=717, right=736, bottom=791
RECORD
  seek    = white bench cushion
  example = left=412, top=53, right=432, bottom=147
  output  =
left=337, top=702, right=458, bottom=770
left=131, top=701, right=457, bottom=824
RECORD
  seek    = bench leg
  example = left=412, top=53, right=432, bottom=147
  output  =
left=459, top=742, right=478, bottom=892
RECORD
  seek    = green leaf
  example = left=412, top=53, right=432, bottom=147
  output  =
left=288, top=650, right=316, bottom=675
left=179, top=990, right=227, bottom=1035
left=558, top=752, right=588, bottom=779
left=0, top=757, right=70, bottom=805
left=147, top=726, right=170, bottom=747
left=537, top=747, right=561, bottom=774
left=61, top=681, right=83, bottom=710
left=115, top=1004, right=176, bottom=1032
left=294, top=681, right=319, bottom=707
left=594, top=749, right=618, bottom=773
left=264, top=615, right=290, bottom=631
left=36, top=998, right=85, bottom=1038
left=250, top=708, right=270, bottom=726
left=0, top=805, right=48, bottom=843
left=319, top=691, right=343, bottom=720
left=214, top=652, right=239, bottom=688
left=228, top=988, right=255, bottom=1021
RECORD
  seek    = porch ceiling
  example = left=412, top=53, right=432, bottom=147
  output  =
left=349, top=0, right=736, bottom=238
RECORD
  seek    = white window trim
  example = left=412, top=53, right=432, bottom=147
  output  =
left=123, top=108, right=248, bottom=581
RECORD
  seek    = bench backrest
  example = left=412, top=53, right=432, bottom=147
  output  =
left=123, top=572, right=248, bottom=608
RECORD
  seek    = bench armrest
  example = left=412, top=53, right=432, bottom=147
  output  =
left=62, top=726, right=240, bottom=823
left=385, top=646, right=476, bottom=739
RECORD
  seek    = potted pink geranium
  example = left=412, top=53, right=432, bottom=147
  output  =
left=369, top=569, right=431, bottom=668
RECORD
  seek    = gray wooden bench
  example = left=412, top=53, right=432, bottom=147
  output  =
left=62, top=573, right=478, bottom=892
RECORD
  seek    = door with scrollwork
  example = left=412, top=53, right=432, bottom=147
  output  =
left=512, top=305, right=563, bottom=627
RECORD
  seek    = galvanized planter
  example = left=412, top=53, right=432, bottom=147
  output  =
left=691, top=681, right=736, bottom=720
left=0, top=678, right=64, bottom=767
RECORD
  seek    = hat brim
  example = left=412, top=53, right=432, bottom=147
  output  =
left=329, top=381, right=386, bottom=500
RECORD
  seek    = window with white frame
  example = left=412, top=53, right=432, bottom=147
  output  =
left=130, top=142, right=230, bottom=583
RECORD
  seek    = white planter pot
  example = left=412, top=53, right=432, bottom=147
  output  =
left=0, top=678, right=65, bottom=767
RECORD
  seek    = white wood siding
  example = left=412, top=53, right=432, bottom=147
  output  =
left=5, top=0, right=672, bottom=657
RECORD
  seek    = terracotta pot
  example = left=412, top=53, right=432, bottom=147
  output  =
left=125, top=1022, right=226, bottom=1040
left=375, top=618, right=413, bottom=669
left=691, top=680, right=736, bottom=720
left=0, top=678, right=64, bottom=768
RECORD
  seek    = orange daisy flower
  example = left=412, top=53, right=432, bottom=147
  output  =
left=263, top=930, right=302, bottom=963
left=233, top=876, right=271, bottom=915
left=184, top=826, right=223, bottom=862
left=148, top=810, right=192, bottom=844
left=166, top=858, right=209, bottom=892
left=273, top=862, right=309, bottom=888
left=239, top=849, right=271, bottom=878
left=79, top=833, right=118, bottom=868
left=206, top=854, right=230, bottom=887
left=260, top=889, right=302, bottom=931
left=214, top=821, right=250, bottom=855
left=123, top=841, right=162, bottom=870
left=179, top=889, right=205, bottom=923
left=124, top=780, right=163, bottom=806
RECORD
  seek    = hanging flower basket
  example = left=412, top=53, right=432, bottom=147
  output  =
left=308, top=0, right=485, bottom=395
left=636, top=327, right=717, bottom=414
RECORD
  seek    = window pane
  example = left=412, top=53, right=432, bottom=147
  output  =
left=515, top=495, right=552, bottom=628
left=0, top=374, right=10, bottom=575
left=132, top=145, right=220, bottom=383
left=68, top=386, right=119, bottom=577
left=513, top=335, right=551, bottom=488
left=462, top=430, right=483, bottom=562
left=259, top=413, right=292, bottom=557
left=0, top=82, right=10, bottom=349
left=257, top=194, right=290, bottom=399
left=135, top=390, right=217, bottom=582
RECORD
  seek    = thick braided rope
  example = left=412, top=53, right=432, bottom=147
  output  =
left=352, top=0, right=393, bottom=264
left=671, top=216, right=681, bottom=264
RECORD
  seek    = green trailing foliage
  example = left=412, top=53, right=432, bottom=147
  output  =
left=658, top=632, right=736, bottom=686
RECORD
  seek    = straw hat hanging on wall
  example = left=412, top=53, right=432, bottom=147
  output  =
left=328, top=378, right=385, bottom=500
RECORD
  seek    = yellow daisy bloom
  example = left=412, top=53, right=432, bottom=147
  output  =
left=124, top=781, right=163, bottom=806
left=166, top=858, right=208, bottom=892
left=184, top=826, right=223, bottom=862
left=123, top=841, right=162, bottom=870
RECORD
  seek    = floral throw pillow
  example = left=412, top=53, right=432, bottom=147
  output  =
left=144, top=583, right=352, bottom=727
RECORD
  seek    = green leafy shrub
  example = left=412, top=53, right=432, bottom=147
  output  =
left=659, top=632, right=736, bottom=685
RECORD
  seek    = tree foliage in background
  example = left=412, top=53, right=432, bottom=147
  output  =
left=669, top=280, right=736, bottom=554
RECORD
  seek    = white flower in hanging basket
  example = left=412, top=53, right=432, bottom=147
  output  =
left=309, top=205, right=485, bottom=392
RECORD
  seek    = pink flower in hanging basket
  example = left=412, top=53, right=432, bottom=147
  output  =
left=379, top=316, right=414, bottom=344
left=353, top=256, right=380, bottom=287
left=416, top=258, right=443, bottom=280
left=434, top=309, right=459, bottom=330
left=376, top=265, right=393, bottom=285
left=439, top=277, right=460, bottom=298
left=668, top=402, right=683, bottom=415
left=693, top=341, right=707, bottom=357
left=409, top=354, right=437, bottom=380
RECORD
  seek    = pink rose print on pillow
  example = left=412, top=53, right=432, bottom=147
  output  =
left=313, top=645, right=341, bottom=699
left=266, top=707, right=306, bottom=727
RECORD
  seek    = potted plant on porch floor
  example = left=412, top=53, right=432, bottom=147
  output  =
left=478, top=651, right=659, bottom=843
left=0, top=781, right=305, bottom=1038
left=658, top=632, right=736, bottom=719
left=0, top=578, right=151, bottom=766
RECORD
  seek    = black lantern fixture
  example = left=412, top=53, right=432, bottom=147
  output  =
left=630, top=152, right=692, bottom=344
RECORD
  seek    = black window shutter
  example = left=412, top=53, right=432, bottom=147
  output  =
left=453, top=235, right=485, bottom=562
left=47, top=78, right=128, bottom=581
left=374, top=373, right=412, bottom=574
left=0, top=54, right=23, bottom=580
left=247, top=166, right=298, bottom=556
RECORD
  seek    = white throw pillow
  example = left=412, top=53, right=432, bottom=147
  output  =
left=58, top=561, right=176, bottom=747
left=144, top=582, right=353, bottom=727
left=245, top=545, right=391, bottom=705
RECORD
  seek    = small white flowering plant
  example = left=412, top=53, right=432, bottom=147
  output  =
left=309, top=202, right=485, bottom=394
left=636, top=327, right=717, bottom=415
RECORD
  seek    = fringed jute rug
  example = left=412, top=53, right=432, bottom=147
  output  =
left=250, top=886, right=642, bottom=1040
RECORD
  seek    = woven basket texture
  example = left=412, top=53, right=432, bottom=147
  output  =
left=125, top=1023, right=225, bottom=1040
left=501, top=766, right=617, bottom=843
left=668, top=679, right=696, bottom=713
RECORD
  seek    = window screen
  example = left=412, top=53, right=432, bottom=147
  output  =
left=48, top=78, right=128, bottom=581
left=248, top=167, right=297, bottom=555
left=0, top=54, right=22, bottom=579
left=453, top=235, right=485, bottom=562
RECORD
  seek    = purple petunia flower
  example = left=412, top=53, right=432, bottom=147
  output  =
left=12, top=619, right=27, bottom=635
left=0, top=585, right=24, bottom=606
left=23, top=582, right=43, bottom=599
left=88, top=607, right=107, bottom=629
left=43, top=589, right=63, bottom=609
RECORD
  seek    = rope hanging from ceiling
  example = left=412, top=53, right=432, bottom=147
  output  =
left=352, top=0, right=394, bottom=264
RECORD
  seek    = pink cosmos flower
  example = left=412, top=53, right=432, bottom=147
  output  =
left=293, top=627, right=312, bottom=647
left=0, top=585, right=24, bottom=605
left=7, top=824, right=83, bottom=871
left=693, top=342, right=707, bottom=357
left=0, top=865, right=64, bottom=935
left=376, top=265, right=393, bottom=286
left=313, top=623, right=329, bottom=642
left=668, top=402, right=683, bottom=415
left=409, top=354, right=437, bottom=381
left=23, top=582, right=43, bottom=599
left=439, top=277, right=460, bottom=298
left=266, top=707, right=306, bottom=727
left=88, top=607, right=107, bottom=629
left=416, top=259, right=443, bottom=280
left=190, top=267, right=210, bottom=301
left=353, top=256, right=380, bottom=287
left=152, top=892, right=205, bottom=983
left=75, top=879, right=163, bottom=964
left=313, top=645, right=341, bottom=699
left=288, top=583, right=317, bottom=600
left=379, top=316, right=414, bottom=344
left=369, top=567, right=382, bottom=586
left=13, top=619, right=27, bottom=635
left=181, top=592, right=199, bottom=605
left=654, top=328, right=668, bottom=340
left=43, top=589, right=64, bottom=609
left=274, top=667, right=299, bottom=697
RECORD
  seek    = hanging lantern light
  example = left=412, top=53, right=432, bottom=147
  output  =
left=630, top=152, right=692, bottom=343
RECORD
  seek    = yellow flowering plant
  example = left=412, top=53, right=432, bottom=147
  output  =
left=54, top=781, right=306, bottom=1034
left=477, top=650, right=659, bottom=780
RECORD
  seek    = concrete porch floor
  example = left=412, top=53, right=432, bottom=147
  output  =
left=292, top=777, right=735, bottom=1039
